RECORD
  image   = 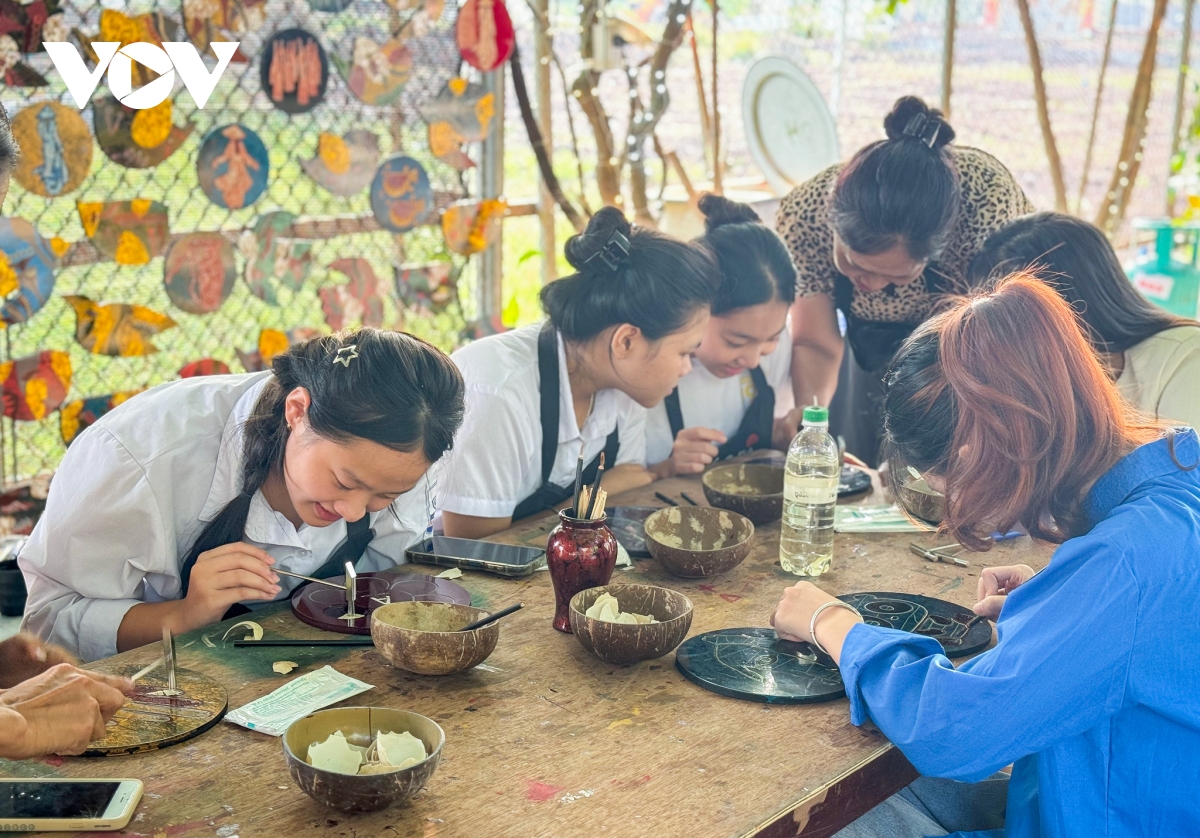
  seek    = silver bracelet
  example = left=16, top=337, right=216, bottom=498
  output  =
left=809, top=601, right=860, bottom=657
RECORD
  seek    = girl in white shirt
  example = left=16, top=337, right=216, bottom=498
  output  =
left=19, top=329, right=464, bottom=661
left=647, top=195, right=800, bottom=477
left=969, top=212, right=1200, bottom=429
left=440, top=207, right=719, bottom=539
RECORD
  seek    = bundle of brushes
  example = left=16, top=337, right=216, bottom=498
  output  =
left=572, top=450, right=608, bottom=521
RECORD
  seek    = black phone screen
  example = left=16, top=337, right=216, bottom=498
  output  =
left=418, top=537, right=543, bottom=566
left=0, top=782, right=121, bottom=818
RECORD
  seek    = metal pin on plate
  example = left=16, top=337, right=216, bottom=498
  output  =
left=162, top=625, right=177, bottom=693
left=341, top=561, right=363, bottom=621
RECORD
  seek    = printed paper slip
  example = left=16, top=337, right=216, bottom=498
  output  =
left=224, top=665, right=374, bottom=737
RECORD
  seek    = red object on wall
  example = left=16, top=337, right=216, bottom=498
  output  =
left=455, top=0, right=514, bottom=72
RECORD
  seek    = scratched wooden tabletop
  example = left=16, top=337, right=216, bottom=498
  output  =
left=0, top=474, right=1053, bottom=838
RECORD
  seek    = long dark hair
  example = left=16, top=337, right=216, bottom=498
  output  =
left=830, top=96, right=960, bottom=261
left=884, top=274, right=1163, bottom=550
left=182, top=329, right=465, bottom=570
left=696, top=194, right=796, bottom=315
left=0, top=103, right=18, bottom=178
left=968, top=212, right=1197, bottom=353
left=540, top=206, right=718, bottom=342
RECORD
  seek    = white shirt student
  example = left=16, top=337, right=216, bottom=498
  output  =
left=440, top=323, right=648, bottom=522
left=647, top=194, right=803, bottom=477
left=20, top=330, right=464, bottom=661
left=438, top=207, right=720, bottom=539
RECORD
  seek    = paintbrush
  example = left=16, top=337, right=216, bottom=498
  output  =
left=459, top=602, right=523, bottom=632
left=583, top=453, right=606, bottom=519
left=274, top=567, right=391, bottom=606
left=654, top=491, right=679, bottom=507
left=572, top=447, right=585, bottom=518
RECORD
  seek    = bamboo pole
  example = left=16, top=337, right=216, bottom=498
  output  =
left=1077, top=0, right=1119, bottom=214
left=1094, top=0, right=1170, bottom=232
left=1015, top=0, right=1069, bottom=212
left=534, top=0, right=556, bottom=283
left=710, top=0, right=722, bottom=194
left=941, top=0, right=956, bottom=119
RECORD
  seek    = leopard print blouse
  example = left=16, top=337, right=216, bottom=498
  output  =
left=775, top=146, right=1034, bottom=324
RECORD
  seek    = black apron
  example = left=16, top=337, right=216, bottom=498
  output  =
left=830, top=271, right=946, bottom=468
left=664, top=365, right=775, bottom=460
left=511, top=323, right=620, bottom=521
left=179, top=512, right=375, bottom=619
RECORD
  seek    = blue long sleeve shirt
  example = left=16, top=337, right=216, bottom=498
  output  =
left=838, top=429, right=1200, bottom=838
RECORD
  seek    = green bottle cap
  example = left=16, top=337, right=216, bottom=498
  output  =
left=803, top=405, right=829, bottom=424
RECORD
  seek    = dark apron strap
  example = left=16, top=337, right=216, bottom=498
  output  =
left=715, top=365, right=775, bottom=459
left=664, top=387, right=685, bottom=438
left=512, top=323, right=622, bottom=521
left=535, top=321, right=560, bottom=486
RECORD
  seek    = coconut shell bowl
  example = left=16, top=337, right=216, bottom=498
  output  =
left=568, top=584, right=694, bottom=665
left=643, top=506, right=755, bottom=578
left=283, top=707, right=444, bottom=813
left=370, top=601, right=499, bottom=676
left=701, top=463, right=785, bottom=525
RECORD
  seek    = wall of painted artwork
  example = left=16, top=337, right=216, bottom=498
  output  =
left=0, top=0, right=511, bottom=485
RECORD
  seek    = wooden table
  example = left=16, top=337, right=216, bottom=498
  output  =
left=0, top=476, right=1053, bottom=838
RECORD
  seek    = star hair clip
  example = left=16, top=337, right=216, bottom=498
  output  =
left=333, top=345, right=359, bottom=367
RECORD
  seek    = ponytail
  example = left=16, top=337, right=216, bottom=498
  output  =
left=830, top=96, right=960, bottom=262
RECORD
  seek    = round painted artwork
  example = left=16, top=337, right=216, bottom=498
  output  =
left=0, top=218, right=57, bottom=327
left=370, top=156, right=435, bottom=233
left=93, top=95, right=194, bottom=170
left=10, top=102, right=93, bottom=197
left=164, top=233, right=237, bottom=314
left=196, top=124, right=270, bottom=210
left=260, top=28, right=329, bottom=114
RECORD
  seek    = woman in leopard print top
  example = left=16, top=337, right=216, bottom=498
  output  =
left=776, top=96, right=1032, bottom=465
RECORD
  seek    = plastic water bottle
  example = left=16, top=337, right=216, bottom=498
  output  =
left=780, top=404, right=839, bottom=576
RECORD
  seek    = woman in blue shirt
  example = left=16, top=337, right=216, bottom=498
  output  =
left=772, top=274, right=1200, bottom=837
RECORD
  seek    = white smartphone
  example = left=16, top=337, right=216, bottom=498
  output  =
left=0, top=779, right=143, bottom=832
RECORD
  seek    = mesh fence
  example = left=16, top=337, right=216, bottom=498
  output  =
left=2, top=0, right=482, bottom=482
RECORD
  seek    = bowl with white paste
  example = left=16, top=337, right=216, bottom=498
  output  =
left=283, top=706, right=444, bottom=813
left=643, top=506, right=755, bottom=578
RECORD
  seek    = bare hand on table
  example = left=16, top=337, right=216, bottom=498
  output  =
left=973, top=564, right=1037, bottom=620
left=182, top=542, right=281, bottom=631
left=771, top=581, right=863, bottom=665
left=651, top=427, right=726, bottom=479
left=0, top=664, right=132, bottom=758
left=772, top=408, right=804, bottom=451
left=0, top=633, right=79, bottom=689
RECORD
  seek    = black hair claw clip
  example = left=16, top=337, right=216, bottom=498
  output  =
left=585, top=229, right=631, bottom=273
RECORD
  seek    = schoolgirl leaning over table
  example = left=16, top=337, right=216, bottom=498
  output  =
left=772, top=275, right=1200, bottom=838
left=645, top=194, right=799, bottom=479
left=437, top=206, right=720, bottom=539
left=19, top=329, right=465, bottom=662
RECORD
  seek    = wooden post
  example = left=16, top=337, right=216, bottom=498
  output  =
left=478, top=65, right=505, bottom=329
left=941, top=0, right=956, bottom=119
left=534, top=0, right=556, bottom=283
left=1169, top=0, right=1197, bottom=215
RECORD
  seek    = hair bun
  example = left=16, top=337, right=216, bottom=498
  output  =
left=698, top=193, right=761, bottom=232
left=564, top=206, right=634, bottom=273
left=883, top=96, right=956, bottom=150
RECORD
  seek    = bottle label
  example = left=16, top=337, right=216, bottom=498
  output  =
left=785, top=479, right=837, bottom=505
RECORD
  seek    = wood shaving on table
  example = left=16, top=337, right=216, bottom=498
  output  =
left=272, top=661, right=299, bottom=675
left=435, top=568, right=463, bottom=579
left=222, top=621, right=264, bottom=643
